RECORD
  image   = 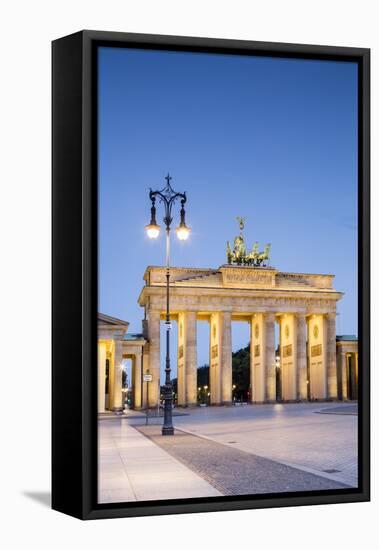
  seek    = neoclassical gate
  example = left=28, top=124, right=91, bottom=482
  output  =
left=138, top=264, right=343, bottom=407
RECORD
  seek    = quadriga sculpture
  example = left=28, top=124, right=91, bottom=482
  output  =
left=256, top=243, right=271, bottom=266
left=226, top=221, right=271, bottom=267
left=226, top=218, right=271, bottom=267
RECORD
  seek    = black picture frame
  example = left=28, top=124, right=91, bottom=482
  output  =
left=52, top=30, right=370, bottom=520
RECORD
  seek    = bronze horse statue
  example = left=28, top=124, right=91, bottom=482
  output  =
left=226, top=218, right=271, bottom=267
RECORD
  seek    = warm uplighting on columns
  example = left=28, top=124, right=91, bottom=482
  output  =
left=145, top=198, right=160, bottom=239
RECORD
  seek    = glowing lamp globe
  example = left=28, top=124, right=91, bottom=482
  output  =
left=176, top=224, right=191, bottom=240
left=145, top=223, right=160, bottom=239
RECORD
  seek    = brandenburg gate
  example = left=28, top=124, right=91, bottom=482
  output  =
left=138, top=263, right=343, bottom=407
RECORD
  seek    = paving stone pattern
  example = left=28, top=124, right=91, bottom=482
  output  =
left=137, top=425, right=349, bottom=496
left=166, top=403, right=358, bottom=486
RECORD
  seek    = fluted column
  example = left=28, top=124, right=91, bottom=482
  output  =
left=340, top=352, right=348, bottom=400
left=354, top=352, right=359, bottom=388
left=279, top=314, right=296, bottom=401
left=147, top=309, right=161, bottom=407
left=221, top=311, right=232, bottom=404
left=97, top=341, right=107, bottom=413
left=134, top=352, right=142, bottom=409
left=326, top=313, right=338, bottom=399
left=108, top=346, right=115, bottom=409
left=141, top=348, right=149, bottom=409
left=250, top=313, right=265, bottom=403
left=350, top=353, right=358, bottom=400
left=185, top=311, right=198, bottom=406
left=296, top=314, right=308, bottom=400
left=308, top=314, right=326, bottom=399
left=265, top=313, right=276, bottom=402
left=111, top=340, right=124, bottom=412
left=177, top=312, right=186, bottom=405
left=209, top=312, right=222, bottom=404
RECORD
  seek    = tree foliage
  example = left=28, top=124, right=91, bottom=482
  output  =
left=172, top=343, right=251, bottom=402
left=232, top=343, right=250, bottom=400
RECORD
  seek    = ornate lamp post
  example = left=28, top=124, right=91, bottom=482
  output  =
left=145, top=174, right=190, bottom=435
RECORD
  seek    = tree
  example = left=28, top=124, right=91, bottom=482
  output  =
left=232, top=343, right=250, bottom=400
left=171, top=344, right=251, bottom=403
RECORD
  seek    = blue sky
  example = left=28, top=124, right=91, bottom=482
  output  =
left=98, top=46, right=358, bottom=376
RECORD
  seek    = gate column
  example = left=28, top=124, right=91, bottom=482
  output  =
left=251, top=313, right=275, bottom=403
left=177, top=312, right=186, bottom=405
left=251, top=314, right=265, bottom=403
left=326, top=313, right=338, bottom=399
left=133, top=352, right=143, bottom=409
left=209, top=312, right=222, bottom=404
left=98, top=341, right=107, bottom=413
left=278, top=314, right=296, bottom=401
left=296, top=313, right=308, bottom=400
left=221, top=311, right=232, bottom=404
left=185, top=311, right=198, bottom=405
left=147, top=310, right=161, bottom=407
left=340, top=351, right=348, bottom=400
left=308, top=314, right=327, bottom=399
left=177, top=311, right=198, bottom=406
left=265, top=313, right=276, bottom=402
left=110, top=340, right=124, bottom=412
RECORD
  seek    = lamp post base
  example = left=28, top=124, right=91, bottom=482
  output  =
left=162, top=426, right=174, bottom=436
left=162, top=381, right=174, bottom=435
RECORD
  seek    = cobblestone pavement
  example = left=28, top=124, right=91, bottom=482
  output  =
left=162, top=402, right=358, bottom=487
left=137, top=425, right=348, bottom=495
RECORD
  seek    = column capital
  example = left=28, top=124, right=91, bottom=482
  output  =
left=295, top=312, right=307, bottom=319
left=264, top=312, right=276, bottom=323
left=222, top=310, right=232, bottom=320
left=114, top=338, right=123, bottom=347
left=186, top=310, right=197, bottom=320
left=326, top=312, right=337, bottom=320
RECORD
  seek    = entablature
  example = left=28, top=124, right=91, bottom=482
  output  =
left=141, top=265, right=337, bottom=293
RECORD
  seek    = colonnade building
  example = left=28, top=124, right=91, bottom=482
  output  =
left=97, top=264, right=358, bottom=413
left=98, top=313, right=145, bottom=413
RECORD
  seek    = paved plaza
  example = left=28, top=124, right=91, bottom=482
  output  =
left=98, top=419, right=221, bottom=503
left=171, top=402, right=358, bottom=486
left=98, top=402, right=358, bottom=503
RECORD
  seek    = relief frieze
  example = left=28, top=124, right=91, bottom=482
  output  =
left=282, top=344, right=292, bottom=358
left=221, top=267, right=276, bottom=288
left=311, top=344, right=322, bottom=357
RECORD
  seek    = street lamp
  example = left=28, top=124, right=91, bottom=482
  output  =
left=145, top=173, right=190, bottom=435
